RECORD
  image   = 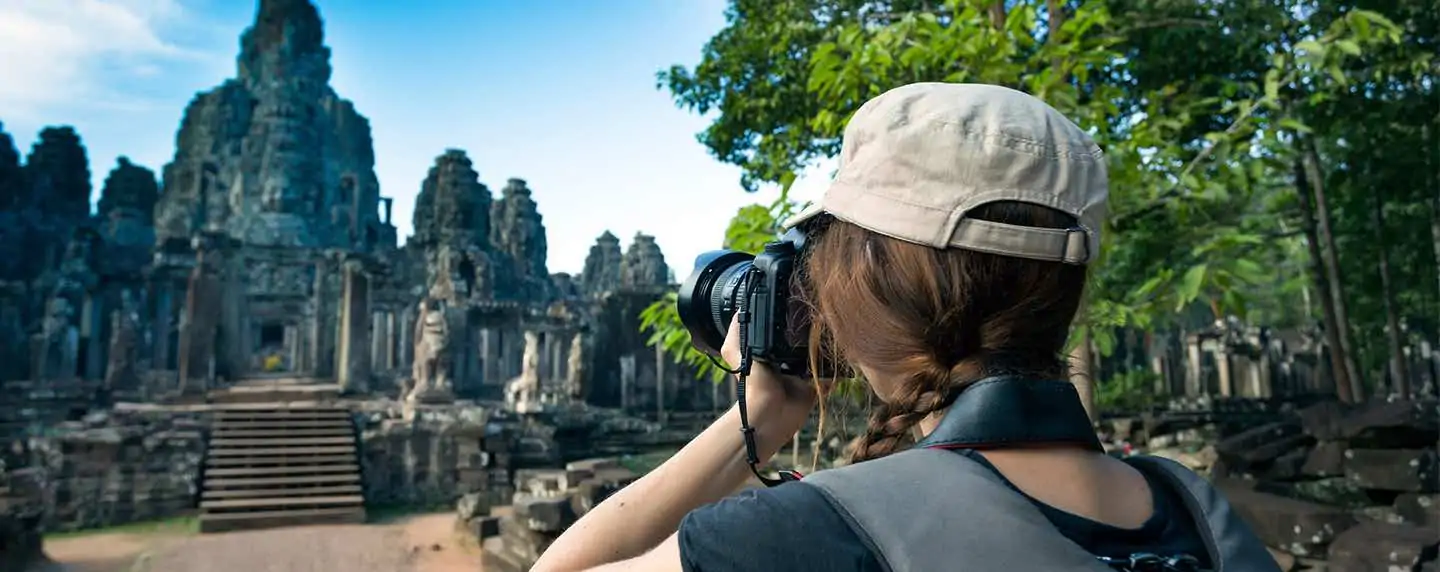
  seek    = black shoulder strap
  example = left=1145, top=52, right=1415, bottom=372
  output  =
left=1125, top=455, right=1281, bottom=572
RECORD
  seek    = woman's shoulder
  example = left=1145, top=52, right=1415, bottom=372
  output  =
left=678, top=481, right=884, bottom=572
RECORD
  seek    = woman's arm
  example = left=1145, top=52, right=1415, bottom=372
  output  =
left=531, top=400, right=803, bottom=572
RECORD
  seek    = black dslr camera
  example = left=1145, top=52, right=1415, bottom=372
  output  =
left=677, top=228, right=815, bottom=377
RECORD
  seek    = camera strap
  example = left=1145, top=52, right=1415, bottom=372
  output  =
left=732, top=268, right=803, bottom=488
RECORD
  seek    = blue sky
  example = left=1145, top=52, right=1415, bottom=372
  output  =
left=0, top=0, right=831, bottom=275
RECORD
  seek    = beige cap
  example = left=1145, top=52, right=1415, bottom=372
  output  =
left=784, top=83, right=1108, bottom=265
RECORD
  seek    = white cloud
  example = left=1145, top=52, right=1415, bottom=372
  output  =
left=0, top=0, right=211, bottom=120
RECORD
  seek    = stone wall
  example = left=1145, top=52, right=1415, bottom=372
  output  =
left=0, top=463, right=44, bottom=571
left=29, top=406, right=205, bottom=530
left=356, top=402, right=516, bottom=509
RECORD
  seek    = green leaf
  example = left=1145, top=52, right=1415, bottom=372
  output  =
left=1176, top=264, right=1208, bottom=306
left=1335, top=40, right=1362, bottom=57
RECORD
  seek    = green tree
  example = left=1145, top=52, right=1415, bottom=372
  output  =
left=645, top=0, right=1433, bottom=411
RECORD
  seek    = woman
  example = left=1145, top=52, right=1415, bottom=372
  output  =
left=533, top=83, right=1275, bottom=572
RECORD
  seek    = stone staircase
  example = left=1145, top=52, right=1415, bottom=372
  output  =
left=199, top=397, right=366, bottom=533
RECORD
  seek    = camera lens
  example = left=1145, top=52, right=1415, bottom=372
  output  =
left=677, top=250, right=755, bottom=356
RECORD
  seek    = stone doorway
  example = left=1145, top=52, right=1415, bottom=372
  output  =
left=253, top=320, right=295, bottom=374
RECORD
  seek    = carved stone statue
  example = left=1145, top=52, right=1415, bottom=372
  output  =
left=564, top=333, right=586, bottom=401
left=407, top=298, right=453, bottom=403
left=505, top=330, right=542, bottom=411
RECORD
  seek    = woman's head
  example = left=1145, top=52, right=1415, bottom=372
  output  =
left=785, top=82, right=1109, bottom=463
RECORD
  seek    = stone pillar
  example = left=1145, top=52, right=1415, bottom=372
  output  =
left=1216, top=349, right=1233, bottom=397
left=177, top=263, right=221, bottom=396
left=1184, top=335, right=1203, bottom=397
left=285, top=325, right=300, bottom=372
left=310, top=261, right=332, bottom=378
left=336, top=261, right=371, bottom=394
left=482, top=328, right=501, bottom=385
left=81, top=295, right=104, bottom=380
left=370, top=310, right=384, bottom=371
left=398, top=306, right=414, bottom=370
left=153, top=284, right=173, bottom=371
left=383, top=312, right=397, bottom=371
left=620, top=354, right=636, bottom=411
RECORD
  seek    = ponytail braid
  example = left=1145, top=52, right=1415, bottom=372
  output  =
left=848, top=359, right=971, bottom=463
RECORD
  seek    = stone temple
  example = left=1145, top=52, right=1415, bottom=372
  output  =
left=0, top=0, right=722, bottom=548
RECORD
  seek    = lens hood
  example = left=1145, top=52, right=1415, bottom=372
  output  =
left=677, top=250, right=755, bottom=355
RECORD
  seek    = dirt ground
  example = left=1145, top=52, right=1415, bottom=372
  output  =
left=31, top=512, right=480, bottom=572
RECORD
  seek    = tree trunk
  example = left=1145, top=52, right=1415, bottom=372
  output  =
left=1428, top=125, right=1440, bottom=324
left=1294, top=155, right=1356, bottom=403
left=989, top=1, right=1007, bottom=28
left=1300, top=137, right=1364, bottom=401
left=1373, top=184, right=1410, bottom=397
left=1069, top=331, right=1097, bottom=421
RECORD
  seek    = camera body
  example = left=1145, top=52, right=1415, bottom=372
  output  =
left=677, top=228, right=814, bottom=377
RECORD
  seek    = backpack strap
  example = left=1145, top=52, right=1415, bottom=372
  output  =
left=800, top=448, right=1113, bottom=572
left=1124, top=455, right=1281, bottom=572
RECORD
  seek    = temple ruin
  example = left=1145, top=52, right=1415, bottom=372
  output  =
left=0, top=0, right=714, bottom=545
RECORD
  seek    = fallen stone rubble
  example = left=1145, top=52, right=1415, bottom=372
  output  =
left=0, top=461, right=44, bottom=572
left=1105, top=397, right=1440, bottom=571
left=456, top=457, right=637, bottom=572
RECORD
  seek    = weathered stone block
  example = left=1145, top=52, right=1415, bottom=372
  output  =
left=1327, top=520, right=1438, bottom=571
left=1217, top=478, right=1357, bottom=557
left=1215, top=421, right=1311, bottom=468
left=1394, top=493, right=1440, bottom=527
left=1345, top=448, right=1439, bottom=493
left=1301, top=441, right=1347, bottom=478
left=514, top=493, right=576, bottom=532
left=456, top=491, right=490, bottom=520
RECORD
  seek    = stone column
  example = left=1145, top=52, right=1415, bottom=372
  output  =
left=482, top=328, right=501, bottom=385
left=1184, top=335, right=1203, bottom=397
left=398, top=306, right=414, bottom=371
left=370, top=310, right=385, bottom=371
left=384, top=312, right=397, bottom=371
left=1216, top=349, right=1233, bottom=397
left=177, top=263, right=221, bottom=396
left=620, top=354, right=636, bottom=411
left=153, top=283, right=173, bottom=371
left=336, top=260, right=371, bottom=394
left=81, top=295, right=104, bottom=380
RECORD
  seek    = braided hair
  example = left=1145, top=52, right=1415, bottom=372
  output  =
left=797, top=202, right=1089, bottom=464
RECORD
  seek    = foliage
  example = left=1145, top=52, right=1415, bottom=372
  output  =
left=1095, top=369, right=1164, bottom=414
left=650, top=0, right=1438, bottom=406
left=639, top=191, right=804, bottom=383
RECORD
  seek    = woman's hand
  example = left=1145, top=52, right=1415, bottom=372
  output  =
left=720, top=315, right=817, bottom=458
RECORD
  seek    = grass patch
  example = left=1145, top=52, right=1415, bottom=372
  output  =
left=44, top=515, right=198, bottom=540
left=366, top=502, right=452, bottom=524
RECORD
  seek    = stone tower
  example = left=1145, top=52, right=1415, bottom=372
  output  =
left=411, top=149, right=495, bottom=302
left=154, top=0, right=384, bottom=250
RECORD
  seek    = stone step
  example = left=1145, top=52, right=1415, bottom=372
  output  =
left=202, top=485, right=362, bottom=500
left=204, top=474, right=361, bottom=488
left=209, top=446, right=356, bottom=457
left=205, top=464, right=359, bottom=477
left=206, top=455, right=356, bottom=467
left=210, top=436, right=355, bottom=447
left=229, top=376, right=332, bottom=387
left=201, top=494, right=364, bottom=511
left=214, top=408, right=349, bottom=420
left=210, top=417, right=352, bottom=426
left=198, top=506, right=366, bottom=534
left=211, top=428, right=353, bottom=438
left=209, top=392, right=343, bottom=405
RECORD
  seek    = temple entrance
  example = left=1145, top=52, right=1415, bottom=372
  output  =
left=253, top=320, right=294, bottom=373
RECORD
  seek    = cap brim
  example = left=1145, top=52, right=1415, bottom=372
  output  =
left=781, top=201, right=825, bottom=230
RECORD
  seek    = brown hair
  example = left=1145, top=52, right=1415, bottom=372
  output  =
left=799, top=201, right=1088, bottom=464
